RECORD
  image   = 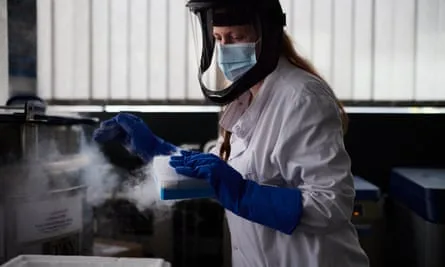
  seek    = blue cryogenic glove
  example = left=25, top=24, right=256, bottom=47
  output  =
left=93, top=112, right=177, bottom=163
left=169, top=151, right=303, bottom=235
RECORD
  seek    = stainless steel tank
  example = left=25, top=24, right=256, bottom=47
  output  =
left=0, top=98, right=99, bottom=264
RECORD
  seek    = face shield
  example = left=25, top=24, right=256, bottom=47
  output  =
left=190, top=8, right=262, bottom=90
left=187, top=1, right=286, bottom=105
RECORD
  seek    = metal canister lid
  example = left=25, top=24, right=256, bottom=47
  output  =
left=0, top=96, right=99, bottom=125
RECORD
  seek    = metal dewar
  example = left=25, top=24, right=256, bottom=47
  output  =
left=0, top=98, right=99, bottom=264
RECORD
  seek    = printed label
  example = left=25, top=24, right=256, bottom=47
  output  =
left=17, top=232, right=81, bottom=255
left=16, top=194, right=83, bottom=244
left=42, top=234, right=81, bottom=255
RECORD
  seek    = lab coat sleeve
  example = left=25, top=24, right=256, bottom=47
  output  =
left=271, top=88, right=355, bottom=234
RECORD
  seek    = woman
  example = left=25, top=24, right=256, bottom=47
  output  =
left=93, top=0, right=369, bottom=266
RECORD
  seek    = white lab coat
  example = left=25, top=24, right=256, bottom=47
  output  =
left=212, top=57, right=369, bottom=267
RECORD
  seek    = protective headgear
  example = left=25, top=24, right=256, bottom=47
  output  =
left=186, top=0, right=286, bottom=105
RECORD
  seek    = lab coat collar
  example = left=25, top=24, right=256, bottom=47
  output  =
left=219, top=57, right=289, bottom=139
left=219, top=90, right=251, bottom=134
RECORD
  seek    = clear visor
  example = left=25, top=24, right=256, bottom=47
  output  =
left=189, top=10, right=262, bottom=92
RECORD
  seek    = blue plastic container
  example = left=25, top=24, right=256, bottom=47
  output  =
left=390, top=168, right=445, bottom=224
left=388, top=168, right=445, bottom=267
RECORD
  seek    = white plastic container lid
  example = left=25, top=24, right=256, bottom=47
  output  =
left=1, top=255, right=171, bottom=267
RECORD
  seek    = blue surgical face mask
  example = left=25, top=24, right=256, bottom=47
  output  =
left=216, top=42, right=257, bottom=82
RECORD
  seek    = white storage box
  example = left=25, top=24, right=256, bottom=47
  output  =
left=1, top=255, right=171, bottom=267
left=152, top=156, right=214, bottom=200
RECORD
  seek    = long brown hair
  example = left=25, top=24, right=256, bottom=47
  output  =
left=219, top=31, right=349, bottom=161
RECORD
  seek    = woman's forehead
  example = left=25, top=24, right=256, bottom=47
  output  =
left=213, top=25, right=255, bottom=35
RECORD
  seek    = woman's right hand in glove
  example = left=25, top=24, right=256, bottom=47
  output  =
left=93, top=112, right=177, bottom=163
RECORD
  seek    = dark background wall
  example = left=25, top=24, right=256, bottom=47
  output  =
left=345, top=113, right=445, bottom=191
left=87, top=111, right=445, bottom=193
